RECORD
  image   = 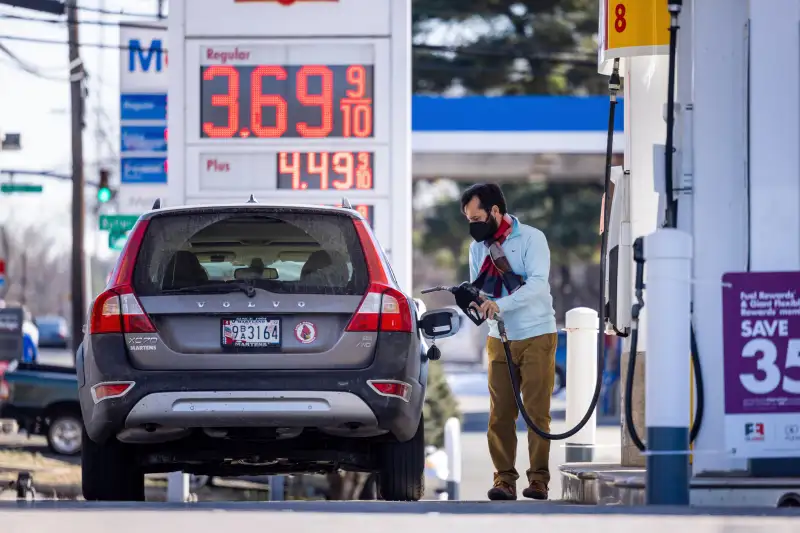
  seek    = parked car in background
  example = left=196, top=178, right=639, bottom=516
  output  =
left=35, top=316, right=70, bottom=349
left=0, top=360, right=82, bottom=455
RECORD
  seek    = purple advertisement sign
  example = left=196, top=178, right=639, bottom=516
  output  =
left=722, top=271, right=800, bottom=415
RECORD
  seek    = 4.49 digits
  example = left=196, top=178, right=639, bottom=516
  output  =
left=201, top=64, right=374, bottom=139
left=277, top=151, right=373, bottom=190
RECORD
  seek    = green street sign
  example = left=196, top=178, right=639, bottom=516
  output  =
left=108, top=230, right=129, bottom=251
left=1, top=183, right=43, bottom=194
left=99, top=214, right=139, bottom=232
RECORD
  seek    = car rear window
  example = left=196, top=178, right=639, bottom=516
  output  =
left=132, top=211, right=370, bottom=296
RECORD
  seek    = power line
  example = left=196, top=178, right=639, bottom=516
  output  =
left=0, top=40, right=83, bottom=80
left=0, top=33, right=155, bottom=51
left=0, top=12, right=165, bottom=30
left=73, top=3, right=160, bottom=19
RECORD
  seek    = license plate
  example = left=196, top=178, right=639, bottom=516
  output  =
left=221, top=317, right=281, bottom=348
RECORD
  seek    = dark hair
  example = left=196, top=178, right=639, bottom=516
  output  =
left=460, top=183, right=507, bottom=215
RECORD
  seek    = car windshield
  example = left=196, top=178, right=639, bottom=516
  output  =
left=132, top=211, right=369, bottom=296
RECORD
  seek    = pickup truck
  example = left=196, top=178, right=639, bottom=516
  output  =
left=0, top=360, right=82, bottom=456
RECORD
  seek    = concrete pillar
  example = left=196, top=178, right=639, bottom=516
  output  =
left=690, top=0, right=750, bottom=476
left=620, top=54, right=668, bottom=467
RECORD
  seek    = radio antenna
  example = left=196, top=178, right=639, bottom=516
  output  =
left=341, top=197, right=353, bottom=209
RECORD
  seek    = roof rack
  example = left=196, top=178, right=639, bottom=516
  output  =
left=247, top=194, right=258, bottom=203
left=152, top=198, right=161, bottom=210
left=341, top=197, right=353, bottom=209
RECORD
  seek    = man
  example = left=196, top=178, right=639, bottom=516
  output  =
left=461, top=183, right=557, bottom=501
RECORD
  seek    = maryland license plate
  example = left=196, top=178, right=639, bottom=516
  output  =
left=221, top=317, right=281, bottom=348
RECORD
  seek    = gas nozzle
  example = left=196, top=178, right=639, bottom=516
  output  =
left=421, top=283, right=489, bottom=326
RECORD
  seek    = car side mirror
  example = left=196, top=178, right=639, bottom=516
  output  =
left=418, top=308, right=461, bottom=340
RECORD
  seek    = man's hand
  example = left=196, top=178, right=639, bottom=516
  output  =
left=473, top=299, right=500, bottom=320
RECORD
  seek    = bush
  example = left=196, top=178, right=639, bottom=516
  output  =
left=423, top=360, right=461, bottom=448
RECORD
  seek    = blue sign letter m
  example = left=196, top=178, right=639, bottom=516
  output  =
left=129, top=39, right=164, bottom=72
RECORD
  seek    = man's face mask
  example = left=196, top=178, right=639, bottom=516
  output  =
left=469, top=214, right=498, bottom=242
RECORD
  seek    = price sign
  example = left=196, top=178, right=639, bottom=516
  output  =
left=170, top=0, right=412, bottom=291
left=201, top=64, right=373, bottom=139
left=277, top=152, right=373, bottom=190
left=722, top=271, right=800, bottom=458
left=601, top=0, right=669, bottom=60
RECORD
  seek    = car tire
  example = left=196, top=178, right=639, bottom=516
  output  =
left=553, top=365, right=566, bottom=396
left=378, top=416, right=425, bottom=502
left=46, top=411, right=83, bottom=456
left=81, top=427, right=145, bottom=502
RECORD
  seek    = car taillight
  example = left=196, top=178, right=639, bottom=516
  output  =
left=90, top=219, right=155, bottom=335
left=0, top=380, right=9, bottom=401
left=346, top=220, right=413, bottom=333
left=90, top=287, right=156, bottom=334
left=345, top=284, right=413, bottom=333
left=367, top=380, right=411, bottom=402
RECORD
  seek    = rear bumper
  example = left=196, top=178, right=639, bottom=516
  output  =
left=79, top=333, right=426, bottom=445
left=124, top=390, right=379, bottom=428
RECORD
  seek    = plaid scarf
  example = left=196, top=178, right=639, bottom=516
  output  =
left=473, top=214, right=526, bottom=298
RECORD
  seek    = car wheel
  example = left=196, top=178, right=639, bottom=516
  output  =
left=46, top=413, right=83, bottom=456
left=81, top=426, right=144, bottom=501
left=378, top=416, right=425, bottom=502
left=553, top=366, right=566, bottom=396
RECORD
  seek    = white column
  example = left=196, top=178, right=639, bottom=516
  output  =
left=749, top=0, right=800, bottom=271
left=623, top=54, right=670, bottom=363
left=620, top=54, right=669, bottom=466
left=690, top=0, right=750, bottom=475
left=564, top=307, right=598, bottom=463
left=644, top=229, right=692, bottom=505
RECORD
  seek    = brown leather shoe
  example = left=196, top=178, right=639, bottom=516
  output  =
left=522, top=480, right=548, bottom=500
left=487, top=480, right=517, bottom=501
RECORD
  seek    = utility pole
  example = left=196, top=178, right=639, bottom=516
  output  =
left=67, top=0, right=86, bottom=357
left=157, top=0, right=164, bottom=18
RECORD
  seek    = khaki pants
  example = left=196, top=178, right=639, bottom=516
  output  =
left=486, top=333, right=557, bottom=486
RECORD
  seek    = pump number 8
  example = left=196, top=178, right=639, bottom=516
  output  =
left=739, top=338, right=800, bottom=395
left=614, top=3, right=627, bottom=33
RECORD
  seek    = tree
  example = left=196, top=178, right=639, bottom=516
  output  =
left=412, top=0, right=607, bottom=95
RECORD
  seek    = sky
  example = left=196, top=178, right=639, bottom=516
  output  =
left=0, top=0, right=166, bottom=260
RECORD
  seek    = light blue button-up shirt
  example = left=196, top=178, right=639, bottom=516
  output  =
left=469, top=215, right=557, bottom=341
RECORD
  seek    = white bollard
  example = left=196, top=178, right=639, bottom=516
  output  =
left=643, top=229, right=691, bottom=505
left=564, top=307, right=598, bottom=463
left=166, top=471, right=189, bottom=502
left=444, top=417, right=461, bottom=500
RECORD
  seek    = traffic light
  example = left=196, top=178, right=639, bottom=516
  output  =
left=97, top=168, right=112, bottom=203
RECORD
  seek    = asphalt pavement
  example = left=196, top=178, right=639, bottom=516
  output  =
left=1, top=503, right=798, bottom=532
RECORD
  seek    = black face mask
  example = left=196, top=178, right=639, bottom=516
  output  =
left=470, top=217, right=498, bottom=242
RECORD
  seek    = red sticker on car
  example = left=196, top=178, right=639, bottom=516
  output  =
left=294, top=321, right=317, bottom=344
